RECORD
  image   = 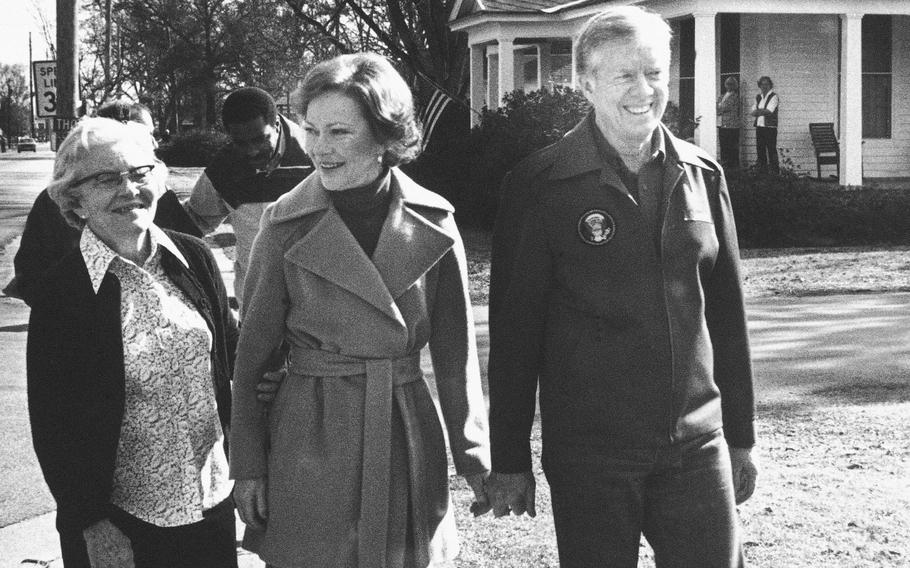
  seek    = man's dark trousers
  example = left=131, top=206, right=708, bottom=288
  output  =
left=755, top=126, right=778, bottom=173
left=542, top=430, right=745, bottom=568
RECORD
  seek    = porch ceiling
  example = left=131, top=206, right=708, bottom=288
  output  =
left=481, top=0, right=572, bottom=10
left=452, top=0, right=910, bottom=24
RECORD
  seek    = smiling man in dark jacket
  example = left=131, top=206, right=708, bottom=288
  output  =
left=485, top=6, right=758, bottom=567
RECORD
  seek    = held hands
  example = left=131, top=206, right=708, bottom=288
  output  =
left=730, top=446, right=759, bottom=504
left=487, top=471, right=536, bottom=518
left=83, top=518, right=134, bottom=568
left=465, top=472, right=491, bottom=517
left=234, top=477, right=269, bottom=531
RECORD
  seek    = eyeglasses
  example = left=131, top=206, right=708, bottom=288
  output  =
left=71, top=164, right=156, bottom=188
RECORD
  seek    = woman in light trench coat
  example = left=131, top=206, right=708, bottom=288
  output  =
left=230, top=53, right=491, bottom=568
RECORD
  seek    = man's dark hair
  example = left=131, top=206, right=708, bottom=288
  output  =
left=97, top=100, right=155, bottom=132
left=96, top=100, right=132, bottom=122
left=221, top=87, right=277, bottom=127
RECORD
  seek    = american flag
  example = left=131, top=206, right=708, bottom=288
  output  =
left=420, top=89, right=452, bottom=149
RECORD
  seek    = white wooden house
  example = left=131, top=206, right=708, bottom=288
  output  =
left=449, top=0, right=910, bottom=185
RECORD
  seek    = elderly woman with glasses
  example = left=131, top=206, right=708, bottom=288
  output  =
left=27, top=117, right=239, bottom=568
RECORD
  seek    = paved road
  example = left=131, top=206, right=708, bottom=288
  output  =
left=0, top=148, right=54, bottom=246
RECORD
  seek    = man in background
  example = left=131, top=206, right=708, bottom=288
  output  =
left=185, top=87, right=311, bottom=310
left=751, top=75, right=779, bottom=174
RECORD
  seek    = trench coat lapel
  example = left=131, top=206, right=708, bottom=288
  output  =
left=289, top=210, right=405, bottom=323
left=276, top=169, right=455, bottom=324
left=372, top=171, right=455, bottom=300
left=277, top=176, right=404, bottom=324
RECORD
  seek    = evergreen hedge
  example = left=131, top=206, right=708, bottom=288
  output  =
left=156, top=128, right=230, bottom=167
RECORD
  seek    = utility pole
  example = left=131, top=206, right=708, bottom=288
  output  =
left=5, top=79, right=12, bottom=141
left=55, top=0, right=79, bottom=147
left=29, top=33, right=36, bottom=138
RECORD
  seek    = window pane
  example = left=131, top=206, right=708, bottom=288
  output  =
left=679, top=18, right=695, bottom=77
left=862, top=74, right=891, bottom=138
left=719, top=13, right=741, bottom=76
left=862, top=15, right=891, bottom=73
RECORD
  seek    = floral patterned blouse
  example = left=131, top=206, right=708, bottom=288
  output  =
left=80, top=227, right=232, bottom=527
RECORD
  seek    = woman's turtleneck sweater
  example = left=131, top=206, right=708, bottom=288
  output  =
left=329, top=169, right=392, bottom=258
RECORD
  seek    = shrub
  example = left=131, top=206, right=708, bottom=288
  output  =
left=155, top=128, right=230, bottom=167
left=661, top=100, right=700, bottom=141
left=728, top=170, right=910, bottom=247
left=404, top=87, right=591, bottom=229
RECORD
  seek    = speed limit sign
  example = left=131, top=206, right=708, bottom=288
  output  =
left=33, top=61, right=57, bottom=118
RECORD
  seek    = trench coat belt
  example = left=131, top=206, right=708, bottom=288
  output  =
left=289, top=347, right=423, bottom=568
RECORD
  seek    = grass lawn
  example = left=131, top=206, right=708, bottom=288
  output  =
left=452, top=227, right=910, bottom=567
left=462, top=227, right=910, bottom=305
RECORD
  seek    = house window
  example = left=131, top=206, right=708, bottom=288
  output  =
left=548, top=41, right=573, bottom=88
left=862, top=15, right=891, bottom=139
left=522, top=48, right=539, bottom=91
left=678, top=18, right=695, bottom=127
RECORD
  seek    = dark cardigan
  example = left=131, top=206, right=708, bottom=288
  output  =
left=26, top=230, right=238, bottom=533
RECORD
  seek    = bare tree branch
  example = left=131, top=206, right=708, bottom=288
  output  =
left=283, top=1, right=352, bottom=53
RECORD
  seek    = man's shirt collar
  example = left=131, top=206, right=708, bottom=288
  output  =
left=260, top=115, right=288, bottom=175
left=591, top=114, right=666, bottom=172
left=80, top=225, right=189, bottom=293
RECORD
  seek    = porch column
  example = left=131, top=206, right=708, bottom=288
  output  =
left=693, top=12, right=718, bottom=154
left=571, top=34, right=579, bottom=88
left=839, top=13, right=863, bottom=186
left=538, top=43, right=552, bottom=90
left=486, top=48, right=498, bottom=111
left=497, top=38, right=516, bottom=107
left=470, top=43, right=485, bottom=127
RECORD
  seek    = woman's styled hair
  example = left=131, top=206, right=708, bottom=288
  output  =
left=47, top=117, right=164, bottom=229
left=574, top=6, right=672, bottom=78
left=295, top=52, right=422, bottom=166
left=758, top=76, right=774, bottom=88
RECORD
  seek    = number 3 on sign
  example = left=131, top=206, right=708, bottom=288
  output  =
left=42, top=91, right=56, bottom=114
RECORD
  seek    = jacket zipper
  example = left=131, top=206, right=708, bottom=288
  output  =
left=660, top=165, right=686, bottom=445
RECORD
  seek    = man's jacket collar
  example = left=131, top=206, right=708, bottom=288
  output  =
left=548, top=112, right=717, bottom=181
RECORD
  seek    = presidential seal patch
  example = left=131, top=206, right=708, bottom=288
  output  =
left=577, top=209, right=615, bottom=245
